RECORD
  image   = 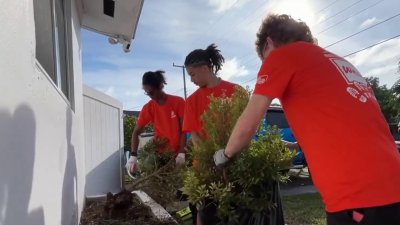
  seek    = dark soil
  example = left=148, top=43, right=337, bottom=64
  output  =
left=79, top=189, right=177, bottom=225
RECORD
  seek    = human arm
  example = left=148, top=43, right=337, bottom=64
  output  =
left=225, top=94, right=272, bottom=157
left=190, top=132, right=201, bottom=148
left=125, top=125, right=145, bottom=173
left=176, top=118, right=187, bottom=165
left=214, top=94, right=273, bottom=166
left=131, top=125, right=144, bottom=155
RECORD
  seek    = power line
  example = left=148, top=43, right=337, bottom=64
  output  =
left=238, top=9, right=397, bottom=68
left=343, top=34, right=400, bottom=57
left=317, top=0, right=385, bottom=34
left=215, top=0, right=268, bottom=42
left=315, top=0, right=365, bottom=26
left=238, top=34, right=400, bottom=87
left=241, top=77, right=257, bottom=85
left=324, top=12, right=400, bottom=48
left=316, top=0, right=344, bottom=14
left=206, top=0, right=241, bottom=32
left=228, top=0, right=355, bottom=69
left=190, top=0, right=241, bottom=47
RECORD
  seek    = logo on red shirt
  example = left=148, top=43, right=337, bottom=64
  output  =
left=171, top=111, right=176, bottom=119
left=329, top=58, right=375, bottom=104
left=257, top=75, right=269, bottom=84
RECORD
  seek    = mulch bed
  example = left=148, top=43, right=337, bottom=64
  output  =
left=79, top=190, right=177, bottom=225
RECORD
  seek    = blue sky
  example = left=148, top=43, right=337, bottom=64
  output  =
left=82, top=0, right=400, bottom=110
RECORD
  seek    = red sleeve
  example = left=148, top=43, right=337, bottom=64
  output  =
left=253, top=49, right=295, bottom=99
left=137, top=103, right=151, bottom=127
left=177, top=98, right=185, bottom=119
left=182, top=98, right=200, bottom=133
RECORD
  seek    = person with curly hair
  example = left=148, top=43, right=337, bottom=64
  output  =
left=214, top=14, right=400, bottom=225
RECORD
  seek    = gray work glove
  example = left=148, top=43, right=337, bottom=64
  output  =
left=213, top=149, right=230, bottom=168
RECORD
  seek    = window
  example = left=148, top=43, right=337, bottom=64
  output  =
left=265, top=110, right=290, bottom=128
left=33, top=0, right=72, bottom=101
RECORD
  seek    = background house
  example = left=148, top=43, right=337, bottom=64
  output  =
left=0, top=0, right=143, bottom=224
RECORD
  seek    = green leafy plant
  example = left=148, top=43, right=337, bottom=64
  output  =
left=182, top=87, right=295, bottom=224
left=123, top=115, right=154, bottom=151
left=128, top=138, right=184, bottom=207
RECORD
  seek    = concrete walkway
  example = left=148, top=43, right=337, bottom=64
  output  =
left=280, top=168, right=318, bottom=196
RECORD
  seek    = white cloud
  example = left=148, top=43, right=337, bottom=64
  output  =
left=124, top=90, right=143, bottom=98
left=207, top=0, right=248, bottom=13
left=360, top=17, right=377, bottom=29
left=346, top=39, right=400, bottom=67
left=366, top=64, right=397, bottom=77
left=219, top=58, right=249, bottom=80
left=346, top=38, right=400, bottom=87
left=265, top=0, right=317, bottom=28
left=83, top=0, right=400, bottom=110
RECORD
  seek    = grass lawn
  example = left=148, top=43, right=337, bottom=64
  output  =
left=282, top=193, right=326, bottom=225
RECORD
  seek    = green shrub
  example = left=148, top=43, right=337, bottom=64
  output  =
left=123, top=115, right=153, bottom=151
left=182, top=87, right=295, bottom=223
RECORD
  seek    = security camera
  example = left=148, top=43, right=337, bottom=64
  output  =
left=107, top=35, right=131, bottom=53
left=122, top=41, right=131, bottom=53
left=108, top=37, right=118, bottom=44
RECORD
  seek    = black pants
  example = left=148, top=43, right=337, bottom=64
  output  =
left=327, top=202, right=400, bottom=225
left=189, top=203, right=198, bottom=225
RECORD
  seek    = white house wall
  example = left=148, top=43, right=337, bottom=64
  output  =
left=0, top=0, right=85, bottom=225
left=83, top=85, right=123, bottom=198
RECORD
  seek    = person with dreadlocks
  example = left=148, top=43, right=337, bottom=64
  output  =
left=183, top=43, right=242, bottom=145
left=182, top=44, right=245, bottom=225
left=125, top=70, right=186, bottom=173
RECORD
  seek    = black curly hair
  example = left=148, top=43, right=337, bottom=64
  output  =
left=184, top=43, right=225, bottom=74
left=142, top=70, right=167, bottom=90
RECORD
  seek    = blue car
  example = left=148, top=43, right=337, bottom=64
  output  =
left=263, top=106, right=307, bottom=168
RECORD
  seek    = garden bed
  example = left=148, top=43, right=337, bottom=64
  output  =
left=79, top=190, right=178, bottom=225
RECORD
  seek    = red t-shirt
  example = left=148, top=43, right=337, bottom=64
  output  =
left=183, top=80, right=239, bottom=135
left=137, top=95, right=185, bottom=154
left=254, top=41, right=400, bottom=212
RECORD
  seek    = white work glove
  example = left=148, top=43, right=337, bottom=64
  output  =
left=213, top=149, right=230, bottom=168
left=125, top=156, right=138, bottom=173
left=175, top=153, right=185, bottom=165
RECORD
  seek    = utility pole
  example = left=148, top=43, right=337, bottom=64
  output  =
left=173, top=63, right=187, bottom=99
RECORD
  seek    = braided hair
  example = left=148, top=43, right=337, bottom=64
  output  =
left=184, top=43, right=225, bottom=74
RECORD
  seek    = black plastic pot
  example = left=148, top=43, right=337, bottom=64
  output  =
left=198, top=198, right=221, bottom=225
left=197, top=181, right=284, bottom=225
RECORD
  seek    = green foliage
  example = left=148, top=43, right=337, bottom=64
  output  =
left=137, top=138, right=175, bottom=174
left=129, top=138, right=183, bottom=207
left=123, top=115, right=153, bottom=151
left=366, top=77, right=400, bottom=124
left=182, top=87, right=295, bottom=224
left=394, top=61, right=400, bottom=96
left=123, top=115, right=137, bottom=151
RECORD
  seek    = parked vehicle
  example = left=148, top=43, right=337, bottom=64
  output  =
left=263, top=106, right=307, bottom=169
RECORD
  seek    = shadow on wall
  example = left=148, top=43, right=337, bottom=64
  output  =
left=61, top=109, right=78, bottom=225
left=0, top=104, right=44, bottom=225
left=85, top=150, right=122, bottom=197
